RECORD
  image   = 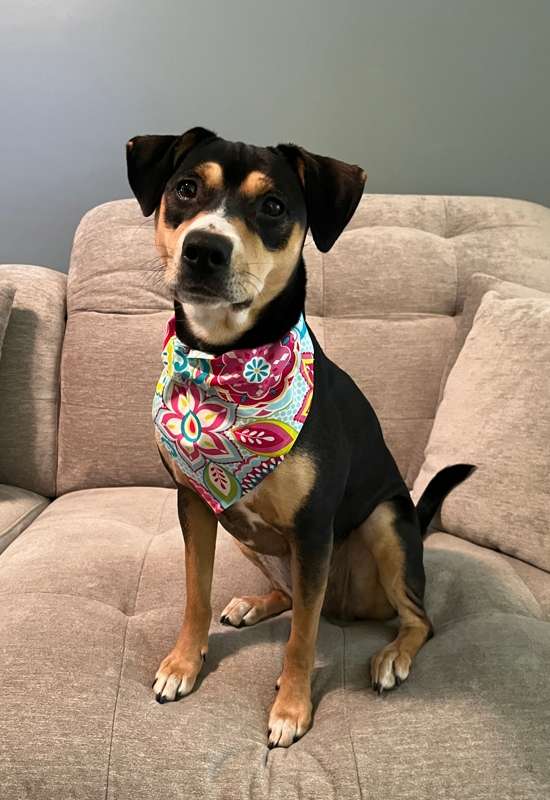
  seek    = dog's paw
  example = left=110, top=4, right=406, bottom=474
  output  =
left=267, top=683, right=312, bottom=748
left=220, top=591, right=290, bottom=628
left=220, top=596, right=261, bottom=627
left=152, top=648, right=206, bottom=703
left=370, top=643, right=412, bottom=694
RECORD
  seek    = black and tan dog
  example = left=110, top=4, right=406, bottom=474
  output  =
left=127, top=127, right=473, bottom=748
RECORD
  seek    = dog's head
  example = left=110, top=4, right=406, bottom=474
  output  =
left=127, top=127, right=366, bottom=342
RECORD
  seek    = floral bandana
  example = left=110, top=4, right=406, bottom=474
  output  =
left=153, top=315, right=314, bottom=514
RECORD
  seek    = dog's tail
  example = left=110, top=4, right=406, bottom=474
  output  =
left=415, top=464, right=476, bottom=538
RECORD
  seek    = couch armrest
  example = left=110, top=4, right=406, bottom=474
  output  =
left=0, top=484, right=49, bottom=554
left=0, top=265, right=66, bottom=497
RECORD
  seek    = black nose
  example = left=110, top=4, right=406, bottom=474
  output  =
left=182, top=231, right=233, bottom=271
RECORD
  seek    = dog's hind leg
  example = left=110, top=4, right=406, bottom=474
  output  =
left=220, top=541, right=292, bottom=627
left=360, top=496, right=433, bottom=693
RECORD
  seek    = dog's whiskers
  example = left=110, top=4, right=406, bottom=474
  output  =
left=237, top=270, right=263, bottom=293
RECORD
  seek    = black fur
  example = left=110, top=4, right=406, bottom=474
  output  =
left=275, top=144, right=366, bottom=252
left=415, top=464, right=477, bottom=537
left=128, top=128, right=474, bottom=626
left=126, top=127, right=217, bottom=217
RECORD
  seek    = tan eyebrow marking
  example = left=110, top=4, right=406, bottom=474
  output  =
left=240, top=170, right=274, bottom=197
left=195, top=161, right=224, bottom=190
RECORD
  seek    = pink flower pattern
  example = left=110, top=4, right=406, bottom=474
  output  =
left=211, top=333, right=298, bottom=406
left=156, top=381, right=240, bottom=470
left=153, top=315, right=314, bottom=514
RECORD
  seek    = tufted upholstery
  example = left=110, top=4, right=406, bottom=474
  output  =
left=1, top=488, right=550, bottom=799
left=57, top=195, right=550, bottom=493
left=0, top=265, right=66, bottom=497
left=1, top=487, right=550, bottom=799
left=1, top=195, right=550, bottom=799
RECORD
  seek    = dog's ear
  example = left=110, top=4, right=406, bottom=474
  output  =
left=277, top=144, right=366, bottom=252
left=126, top=127, right=217, bottom=216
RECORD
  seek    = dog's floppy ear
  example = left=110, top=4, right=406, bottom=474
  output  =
left=277, top=144, right=366, bottom=252
left=126, top=126, right=217, bottom=216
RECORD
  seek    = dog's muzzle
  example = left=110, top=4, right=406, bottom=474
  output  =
left=178, top=230, right=236, bottom=303
left=182, top=230, right=233, bottom=273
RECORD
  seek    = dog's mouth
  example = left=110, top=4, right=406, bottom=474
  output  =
left=178, top=282, right=220, bottom=303
left=177, top=280, right=254, bottom=310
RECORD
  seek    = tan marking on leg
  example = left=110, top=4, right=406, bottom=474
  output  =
left=221, top=502, right=289, bottom=556
left=239, top=170, right=273, bottom=197
left=323, top=528, right=394, bottom=621
left=360, top=502, right=432, bottom=692
left=195, top=161, right=223, bottom=191
left=244, top=451, right=317, bottom=531
left=268, top=539, right=330, bottom=748
left=153, top=486, right=217, bottom=703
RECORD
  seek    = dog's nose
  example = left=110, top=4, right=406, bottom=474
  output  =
left=182, top=231, right=233, bottom=271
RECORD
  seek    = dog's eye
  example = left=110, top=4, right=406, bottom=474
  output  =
left=260, top=196, right=285, bottom=217
left=176, top=180, right=198, bottom=200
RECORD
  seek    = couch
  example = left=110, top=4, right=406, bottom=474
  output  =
left=1, top=194, right=549, bottom=800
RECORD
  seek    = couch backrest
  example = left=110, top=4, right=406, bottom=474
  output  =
left=56, top=195, right=550, bottom=495
left=0, top=265, right=66, bottom=497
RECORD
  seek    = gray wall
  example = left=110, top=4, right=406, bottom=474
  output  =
left=1, top=0, right=549, bottom=271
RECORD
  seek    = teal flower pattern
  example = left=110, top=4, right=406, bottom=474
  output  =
left=243, top=356, right=271, bottom=383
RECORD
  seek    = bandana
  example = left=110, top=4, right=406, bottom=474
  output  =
left=153, top=314, right=314, bottom=514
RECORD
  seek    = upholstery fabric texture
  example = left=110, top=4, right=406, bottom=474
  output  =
left=439, top=272, right=550, bottom=398
left=1, top=196, right=550, bottom=799
left=0, top=265, right=66, bottom=497
left=0, top=488, right=549, bottom=800
left=0, top=484, right=49, bottom=555
left=414, top=292, right=550, bottom=571
left=0, top=282, right=15, bottom=357
left=57, top=195, right=550, bottom=493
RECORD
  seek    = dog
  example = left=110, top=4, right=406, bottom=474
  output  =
left=126, top=127, right=473, bottom=748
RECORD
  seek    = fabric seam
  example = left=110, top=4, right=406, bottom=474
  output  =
left=0, top=499, right=49, bottom=542
left=104, top=532, right=155, bottom=800
left=341, top=626, right=364, bottom=800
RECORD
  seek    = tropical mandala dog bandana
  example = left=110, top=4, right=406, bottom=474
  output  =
left=153, top=314, right=314, bottom=514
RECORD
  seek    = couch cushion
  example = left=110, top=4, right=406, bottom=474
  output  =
left=0, top=265, right=66, bottom=497
left=57, top=196, right=550, bottom=493
left=439, top=272, right=550, bottom=398
left=1, top=487, right=549, bottom=799
left=0, top=282, right=15, bottom=356
left=413, top=292, right=550, bottom=571
left=0, top=484, right=48, bottom=554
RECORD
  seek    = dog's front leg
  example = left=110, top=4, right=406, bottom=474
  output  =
left=268, top=528, right=333, bottom=748
left=153, top=486, right=217, bottom=703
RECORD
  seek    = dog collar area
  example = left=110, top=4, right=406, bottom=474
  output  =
left=153, top=314, right=315, bottom=513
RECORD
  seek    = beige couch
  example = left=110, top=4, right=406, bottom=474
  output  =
left=1, top=195, right=549, bottom=799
